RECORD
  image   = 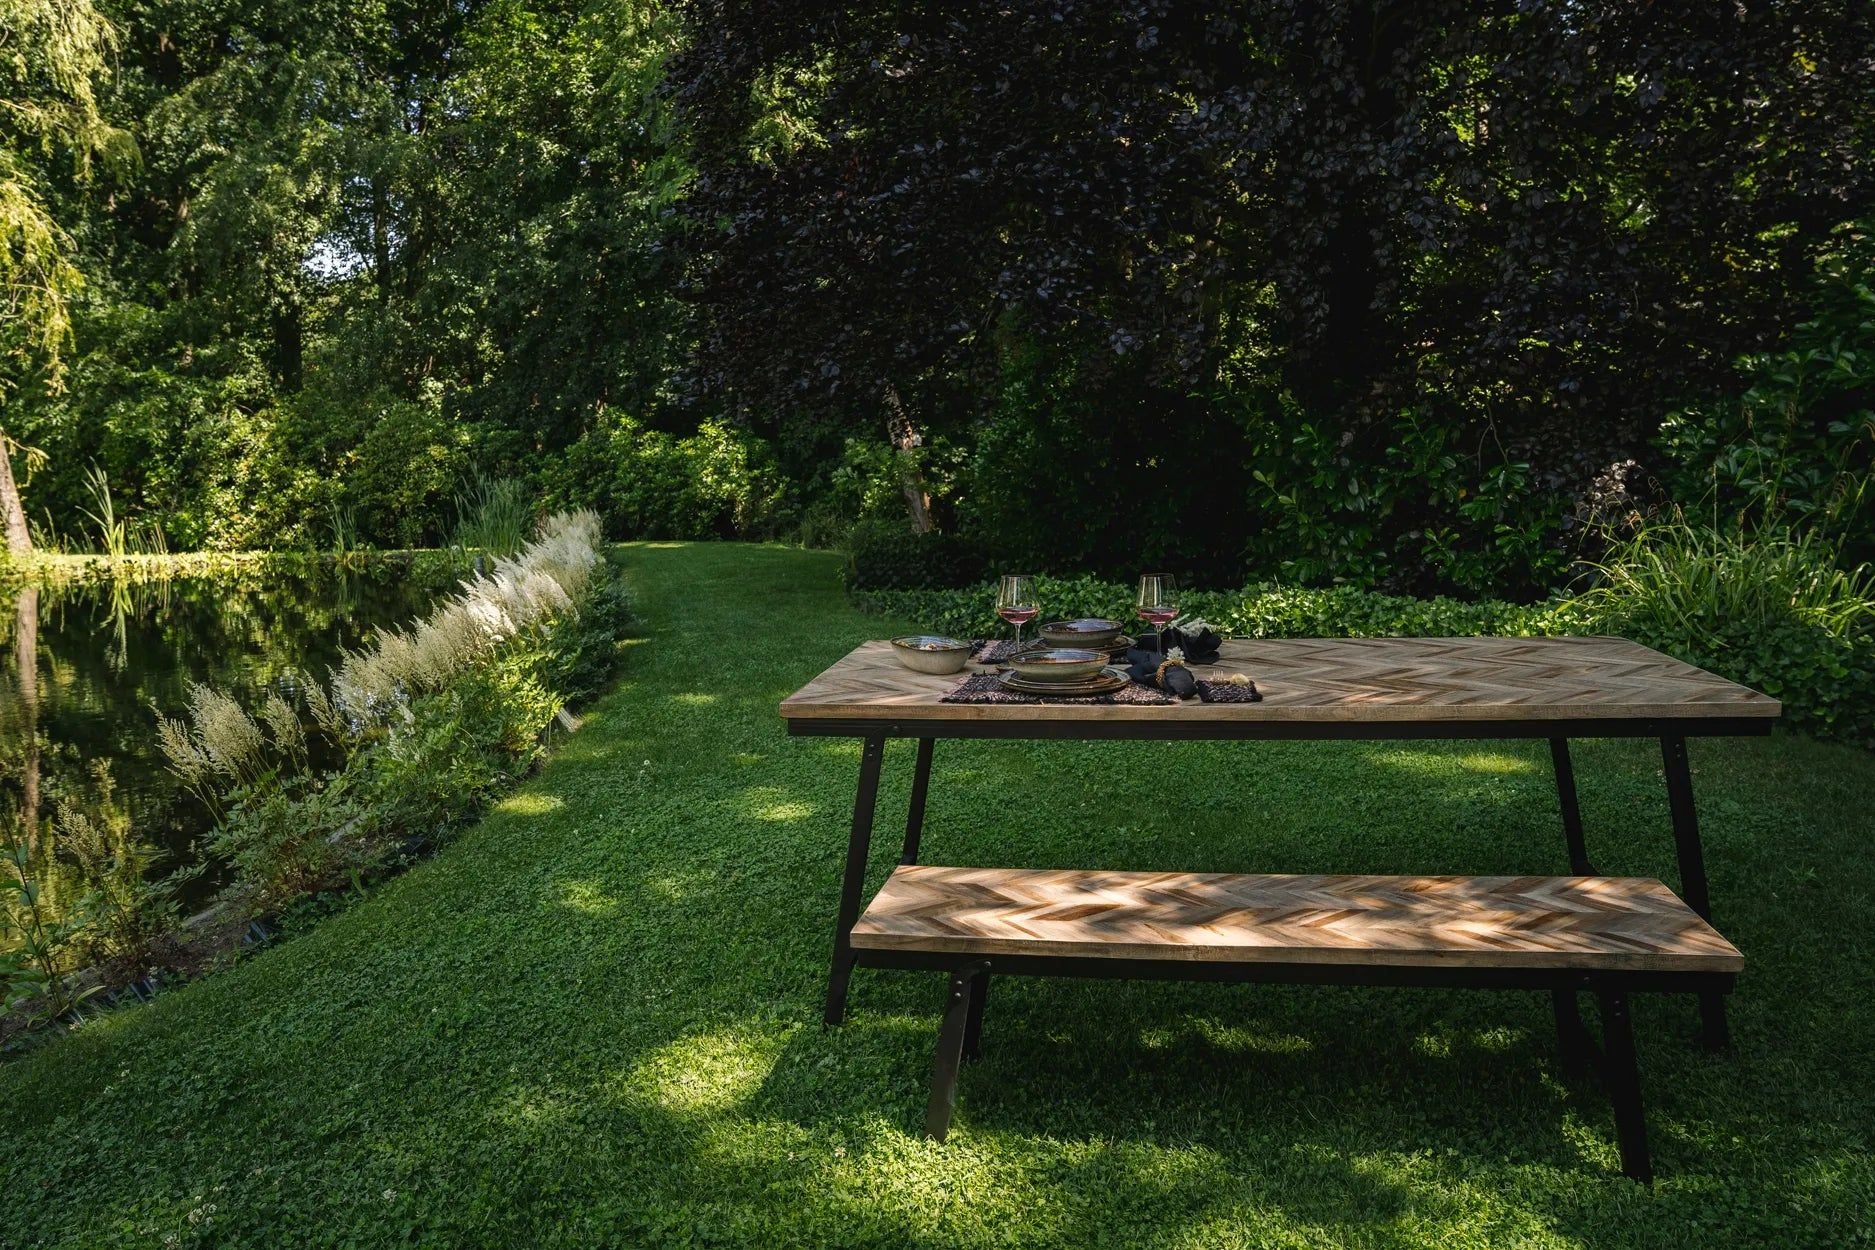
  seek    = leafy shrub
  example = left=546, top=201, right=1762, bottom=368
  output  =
left=1239, top=404, right=1576, bottom=597
left=347, top=390, right=470, bottom=548
left=841, top=519, right=989, bottom=591
left=542, top=414, right=790, bottom=540
left=210, top=777, right=358, bottom=913
left=952, top=340, right=1258, bottom=587
left=792, top=433, right=968, bottom=551
left=542, top=563, right=636, bottom=705
left=1658, top=224, right=1875, bottom=565
left=1572, top=522, right=1875, bottom=743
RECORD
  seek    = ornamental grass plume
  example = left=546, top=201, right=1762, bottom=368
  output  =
left=156, top=714, right=212, bottom=790
left=299, top=674, right=349, bottom=743
left=182, top=682, right=266, bottom=785
left=259, top=691, right=306, bottom=763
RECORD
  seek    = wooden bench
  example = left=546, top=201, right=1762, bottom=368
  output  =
left=849, top=866, right=1743, bottom=1181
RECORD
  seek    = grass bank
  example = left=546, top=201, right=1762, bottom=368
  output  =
left=2, top=543, right=1870, bottom=1247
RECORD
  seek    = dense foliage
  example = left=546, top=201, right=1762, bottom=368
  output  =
left=0, top=2, right=1871, bottom=596
left=675, top=0, right=1875, bottom=590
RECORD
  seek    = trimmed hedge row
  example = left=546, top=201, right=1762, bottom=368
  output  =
left=852, top=577, right=1873, bottom=746
left=841, top=519, right=991, bottom=591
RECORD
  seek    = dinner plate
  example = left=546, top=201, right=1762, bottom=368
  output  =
left=997, top=666, right=1131, bottom=697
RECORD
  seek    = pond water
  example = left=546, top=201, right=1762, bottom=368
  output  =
left=0, top=561, right=456, bottom=917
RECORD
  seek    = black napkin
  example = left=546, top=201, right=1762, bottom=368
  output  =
left=1133, top=624, right=1222, bottom=665
left=1124, top=648, right=1199, bottom=697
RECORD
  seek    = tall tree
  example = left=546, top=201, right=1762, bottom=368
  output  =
left=0, top=0, right=126, bottom=553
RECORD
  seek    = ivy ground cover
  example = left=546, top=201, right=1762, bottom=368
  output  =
left=1, top=544, right=1870, bottom=1247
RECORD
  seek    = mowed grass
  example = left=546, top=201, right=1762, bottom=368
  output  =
left=3, top=543, right=1872, bottom=1248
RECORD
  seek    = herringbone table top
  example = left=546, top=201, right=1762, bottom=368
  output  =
left=850, top=866, right=1744, bottom=972
left=780, top=636, right=1778, bottom=725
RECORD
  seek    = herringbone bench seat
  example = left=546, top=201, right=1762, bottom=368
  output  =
left=849, top=865, right=1743, bottom=1181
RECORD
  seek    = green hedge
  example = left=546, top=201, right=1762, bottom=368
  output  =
left=851, top=577, right=1569, bottom=643
left=841, top=519, right=990, bottom=591
left=853, top=578, right=1873, bottom=746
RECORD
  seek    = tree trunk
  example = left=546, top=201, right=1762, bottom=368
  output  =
left=0, top=435, right=34, bottom=555
left=884, top=386, right=934, bottom=534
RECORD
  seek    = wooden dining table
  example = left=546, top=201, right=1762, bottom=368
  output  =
left=780, top=635, right=1781, bottom=1045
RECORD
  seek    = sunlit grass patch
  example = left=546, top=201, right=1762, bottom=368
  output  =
left=498, top=792, right=565, bottom=817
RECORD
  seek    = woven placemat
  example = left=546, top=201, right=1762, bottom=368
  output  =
left=969, top=638, right=1023, bottom=664
left=1196, top=679, right=1262, bottom=704
left=941, top=672, right=1175, bottom=705
left=970, top=637, right=1132, bottom=665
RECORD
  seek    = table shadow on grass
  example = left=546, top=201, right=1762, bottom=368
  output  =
left=586, top=1015, right=1424, bottom=1246
left=760, top=980, right=1584, bottom=1147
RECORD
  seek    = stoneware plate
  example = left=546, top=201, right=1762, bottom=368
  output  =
left=1005, top=647, right=1111, bottom=684
left=1038, top=617, right=1125, bottom=648
left=998, top=666, right=1130, bottom=697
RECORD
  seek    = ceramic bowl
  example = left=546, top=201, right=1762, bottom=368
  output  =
left=1005, top=647, right=1110, bottom=684
left=890, top=635, right=973, bottom=675
left=1038, top=617, right=1124, bottom=648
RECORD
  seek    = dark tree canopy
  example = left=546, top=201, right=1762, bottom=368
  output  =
left=673, top=0, right=1875, bottom=481
left=3, top=0, right=1870, bottom=590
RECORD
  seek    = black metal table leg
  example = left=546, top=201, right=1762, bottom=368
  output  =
left=824, top=734, right=886, bottom=1027
left=1551, top=988, right=1590, bottom=1082
left=963, top=969, right=989, bottom=1063
left=900, top=737, right=935, bottom=865
left=1549, top=738, right=1596, bottom=875
left=1661, top=735, right=1729, bottom=1050
left=926, top=963, right=987, bottom=1140
left=1597, top=988, right=1654, bottom=1184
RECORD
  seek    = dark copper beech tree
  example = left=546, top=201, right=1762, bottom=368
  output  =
left=670, top=0, right=1874, bottom=568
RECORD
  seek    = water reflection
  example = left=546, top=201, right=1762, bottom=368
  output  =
left=0, top=564, right=450, bottom=921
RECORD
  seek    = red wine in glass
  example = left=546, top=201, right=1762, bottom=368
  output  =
left=1136, top=573, right=1178, bottom=645
left=996, top=575, right=1039, bottom=651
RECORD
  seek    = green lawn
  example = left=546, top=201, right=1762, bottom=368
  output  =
left=4, top=543, right=1872, bottom=1248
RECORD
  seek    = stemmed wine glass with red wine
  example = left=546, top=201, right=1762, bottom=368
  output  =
left=1136, top=573, right=1179, bottom=648
left=996, top=574, right=1039, bottom=653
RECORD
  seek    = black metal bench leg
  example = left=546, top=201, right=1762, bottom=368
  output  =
left=900, top=738, right=935, bottom=865
left=963, top=970, right=989, bottom=1063
left=1551, top=988, right=1590, bottom=1082
left=926, top=964, right=987, bottom=1140
left=1661, top=735, right=1729, bottom=1050
left=1597, top=989, right=1653, bottom=1184
left=824, top=735, right=885, bottom=1027
left=1549, top=738, right=1596, bottom=875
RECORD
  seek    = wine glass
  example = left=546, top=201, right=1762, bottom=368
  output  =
left=1136, top=573, right=1179, bottom=649
left=996, top=574, right=1039, bottom=652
